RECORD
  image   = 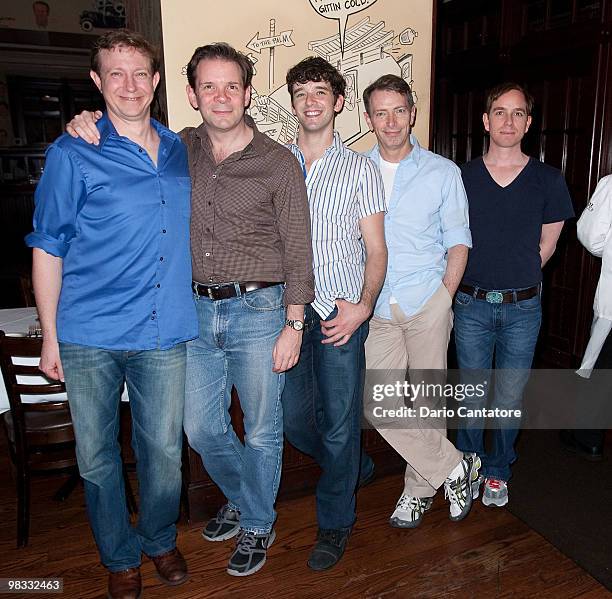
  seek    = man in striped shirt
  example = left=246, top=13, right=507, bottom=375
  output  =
left=282, top=57, right=387, bottom=571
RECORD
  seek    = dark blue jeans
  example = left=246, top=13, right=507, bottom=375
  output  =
left=453, top=288, right=542, bottom=481
left=282, top=304, right=369, bottom=531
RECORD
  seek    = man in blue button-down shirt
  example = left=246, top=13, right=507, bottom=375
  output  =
left=25, top=31, right=197, bottom=599
left=362, top=75, right=480, bottom=530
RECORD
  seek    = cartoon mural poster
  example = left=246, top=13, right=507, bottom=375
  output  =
left=161, top=0, right=433, bottom=151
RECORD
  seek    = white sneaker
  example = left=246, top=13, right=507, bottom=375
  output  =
left=444, top=453, right=480, bottom=521
left=482, top=478, right=508, bottom=507
left=389, top=493, right=434, bottom=528
left=472, top=474, right=484, bottom=499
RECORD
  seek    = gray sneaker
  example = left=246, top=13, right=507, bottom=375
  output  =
left=227, top=529, right=275, bottom=577
left=472, top=474, right=484, bottom=499
left=202, top=504, right=240, bottom=542
left=389, top=494, right=434, bottom=528
left=444, top=453, right=480, bottom=521
left=482, top=477, right=508, bottom=507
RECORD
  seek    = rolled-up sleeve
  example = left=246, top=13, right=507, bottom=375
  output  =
left=440, top=163, right=472, bottom=250
left=272, top=154, right=315, bottom=306
left=25, top=144, right=86, bottom=258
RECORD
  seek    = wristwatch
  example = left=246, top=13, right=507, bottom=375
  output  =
left=285, top=318, right=304, bottom=331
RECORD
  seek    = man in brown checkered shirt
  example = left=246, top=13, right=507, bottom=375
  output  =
left=180, top=43, right=314, bottom=576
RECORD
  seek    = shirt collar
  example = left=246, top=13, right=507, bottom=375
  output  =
left=97, top=112, right=176, bottom=148
left=370, top=134, right=422, bottom=167
left=289, top=129, right=347, bottom=157
left=193, top=114, right=264, bottom=157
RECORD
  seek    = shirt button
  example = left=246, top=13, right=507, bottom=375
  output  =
left=162, top=229, right=166, bottom=233
left=205, top=252, right=210, bottom=257
left=156, top=283, right=160, bottom=288
left=151, top=316, right=155, bottom=320
left=208, top=277, right=213, bottom=282
left=138, top=148, right=143, bottom=153
left=160, top=256, right=164, bottom=261
left=162, top=200, right=166, bottom=204
left=212, top=174, right=217, bottom=179
left=152, top=310, right=156, bottom=315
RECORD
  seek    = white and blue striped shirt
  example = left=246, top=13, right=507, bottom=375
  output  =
left=288, top=132, right=386, bottom=318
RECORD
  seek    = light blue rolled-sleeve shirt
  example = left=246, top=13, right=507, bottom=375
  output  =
left=366, top=136, right=472, bottom=319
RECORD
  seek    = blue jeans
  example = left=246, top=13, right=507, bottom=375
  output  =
left=282, top=304, right=369, bottom=531
left=59, top=343, right=186, bottom=572
left=453, top=288, right=542, bottom=481
left=184, top=285, right=285, bottom=534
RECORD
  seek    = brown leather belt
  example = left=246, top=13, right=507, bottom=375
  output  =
left=458, top=284, right=540, bottom=304
left=192, top=280, right=282, bottom=301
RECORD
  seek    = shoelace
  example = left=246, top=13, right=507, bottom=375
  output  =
left=236, top=532, right=257, bottom=550
left=445, top=462, right=469, bottom=505
left=396, top=495, right=424, bottom=512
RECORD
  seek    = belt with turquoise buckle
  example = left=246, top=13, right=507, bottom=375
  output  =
left=458, top=284, right=540, bottom=304
left=485, top=291, right=504, bottom=304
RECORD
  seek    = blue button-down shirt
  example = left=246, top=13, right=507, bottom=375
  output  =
left=25, top=114, right=198, bottom=350
left=366, top=136, right=472, bottom=319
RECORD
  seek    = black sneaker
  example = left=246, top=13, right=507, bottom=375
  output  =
left=226, top=529, right=275, bottom=577
left=202, top=504, right=240, bottom=542
left=307, top=528, right=351, bottom=571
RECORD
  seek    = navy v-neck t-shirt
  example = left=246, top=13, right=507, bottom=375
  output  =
left=460, top=156, right=574, bottom=290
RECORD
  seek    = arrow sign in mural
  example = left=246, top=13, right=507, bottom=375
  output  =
left=246, top=30, right=295, bottom=53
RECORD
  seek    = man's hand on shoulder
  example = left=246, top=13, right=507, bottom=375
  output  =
left=66, top=110, right=103, bottom=145
left=320, top=299, right=370, bottom=347
left=39, top=338, right=64, bottom=382
left=272, top=327, right=302, bottom=373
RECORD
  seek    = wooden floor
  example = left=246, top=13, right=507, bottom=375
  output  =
left=0, top=459, right=608, bottom=599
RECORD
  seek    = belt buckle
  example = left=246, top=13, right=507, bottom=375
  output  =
left=485, top=291, right=504, bottom=304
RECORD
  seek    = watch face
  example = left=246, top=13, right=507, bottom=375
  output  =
left=293, top=320, right=304, bottom=331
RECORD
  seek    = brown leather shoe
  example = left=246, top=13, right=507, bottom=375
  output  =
left=107, top=567, right=141, bottom=599
left=150, top=548, right=189, bottom=586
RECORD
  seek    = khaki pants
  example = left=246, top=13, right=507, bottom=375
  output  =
left=364, top=284, right=463, bottom=497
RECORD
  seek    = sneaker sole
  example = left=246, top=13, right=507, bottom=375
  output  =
left=226, top=530, right=276, bottom=577
left=482, top=496, right=508, bottom=507
left=202, top=525, right=240, bottom=542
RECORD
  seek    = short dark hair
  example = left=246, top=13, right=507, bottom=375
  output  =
left=363, top=74, right=414, bottom=115
left=186, top=43, right=253, bottom=90
left=286, top=56, right=346, bottom=103
left=32, top=1, right=50, bottom=9
left=91, top=30, right=159, bottom=76
left=485, top=82, right=534, bottom=115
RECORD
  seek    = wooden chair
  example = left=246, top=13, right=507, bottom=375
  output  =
left=0, top=331, right=137, bottom=547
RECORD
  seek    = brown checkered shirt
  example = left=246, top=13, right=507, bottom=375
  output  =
left=180, top=116, right=314, bottom=306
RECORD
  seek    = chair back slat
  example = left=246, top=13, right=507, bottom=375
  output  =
left=0, top=331, right=68, bottom=414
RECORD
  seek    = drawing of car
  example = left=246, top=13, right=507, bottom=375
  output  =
left=80, top=3, right=126, bottom=32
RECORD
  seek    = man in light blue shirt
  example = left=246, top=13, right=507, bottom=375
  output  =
left=362, top=74, right=479, bottom=530
left=25, top=31, right=197, bottom=599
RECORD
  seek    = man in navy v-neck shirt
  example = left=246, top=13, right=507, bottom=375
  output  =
left=454, top=83, right=574, bottom=508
